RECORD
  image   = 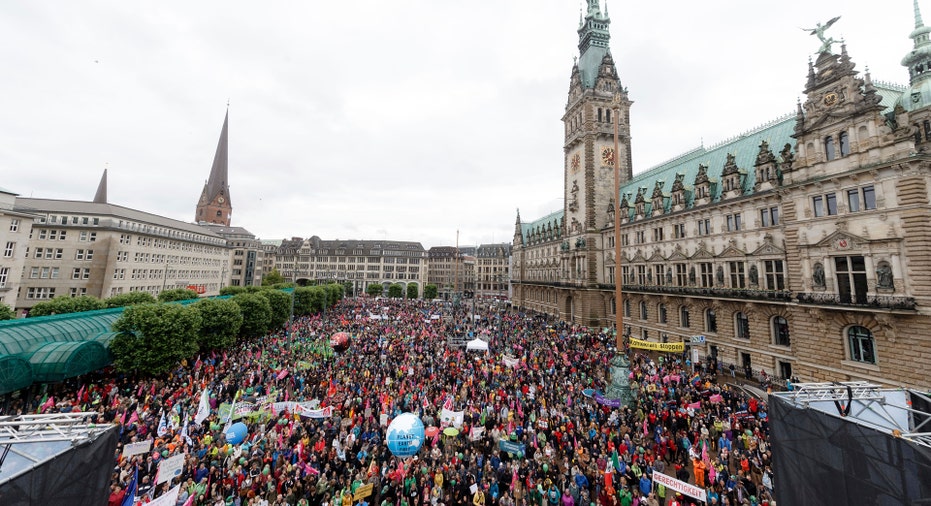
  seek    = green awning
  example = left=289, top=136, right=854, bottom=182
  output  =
left=26, top=341, right=110, bottom=383
left=0, top=355, right=33, bottom=395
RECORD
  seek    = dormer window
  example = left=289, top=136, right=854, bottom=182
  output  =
left=636, top=203, right=645, bottom=215
left=696, top=186, right=708, bottom=199
left=673, top=193, right=683, bottom=206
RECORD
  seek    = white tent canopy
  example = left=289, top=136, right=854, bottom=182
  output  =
left=466, top=338, right=489, bottom=351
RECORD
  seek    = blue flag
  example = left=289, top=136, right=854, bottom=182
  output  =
left=121, top=466, right=138, bottom=506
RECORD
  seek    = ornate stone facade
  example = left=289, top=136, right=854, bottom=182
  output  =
left=512, top=4, right=931, bottom=389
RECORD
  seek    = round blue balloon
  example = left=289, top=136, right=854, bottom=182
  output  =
left=225, top=422, right=249, bottom=445
left=386, top=413, right=425, bottom=458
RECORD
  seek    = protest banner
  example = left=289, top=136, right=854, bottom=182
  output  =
left=629, top=337, right=685, bottom=353
left=156, top=454, right=185, bottom=485
left=122, top=440, right=152, bottom=458
left=440, top=408, right=464, bottom=428
left=652, top=470, right=707, bottom=503
left=353, top=483, right=374, bottom=500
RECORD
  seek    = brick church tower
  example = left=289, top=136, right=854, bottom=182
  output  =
left=195, top=111, right=232, bottom=226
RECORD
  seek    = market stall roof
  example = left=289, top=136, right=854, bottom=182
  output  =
left=466, top=338, right=489, bottom=351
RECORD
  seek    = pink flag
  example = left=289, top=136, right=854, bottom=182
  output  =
left=688, top=401, right=701, bottom=410
left=277, top=369, right=289, bottom=380
left=702, top=441, right=710, bottom=465
left=42, top=396, right=55, bottom=411
left=709, top=394, right=723, bottom=404
left=183, top=493, right=195, bottom=506
left=642, top=418, right=649, bottom=437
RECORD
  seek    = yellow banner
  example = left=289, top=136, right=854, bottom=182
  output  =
left=354, top=483, right=374, bottom=500
left=629, top=337, right=685, bottom=353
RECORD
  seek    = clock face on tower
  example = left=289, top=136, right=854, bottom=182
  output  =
left=601, top=146, right=615, bottom=167
left=570, top=153, right=581, bottom=171
left=218, top=196, right=225, bottom=204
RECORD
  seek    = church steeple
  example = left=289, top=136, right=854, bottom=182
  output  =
left=195, top=110, right=232, bottom=226
left=93, top=168, right=107, bottom=204
left=577, top=0, right=611, bottom=89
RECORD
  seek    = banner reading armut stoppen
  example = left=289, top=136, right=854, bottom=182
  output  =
left=629, top=337, right=685, bottom=353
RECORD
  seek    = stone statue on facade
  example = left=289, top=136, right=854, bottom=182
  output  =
left=877, top=263, right=894, bottom=290
left=749, top=264, right=759, bottom=286
left=716, top=265, right=725, bottom=286
left=802, top=16, right=841, bottom=54
left=812, top=263, right=826, bottom=288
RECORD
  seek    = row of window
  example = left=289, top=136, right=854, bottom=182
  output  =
left=625, top=302, right=791, bottom=346
left=624, top=184, right=878, bottom=242
left=41, top=215, right=100, bottom=226
left=812, top=186, right=876, bottom=217
left=620, top=260, right=786, bottom=290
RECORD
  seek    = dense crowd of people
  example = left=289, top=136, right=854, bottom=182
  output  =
left=8, top=297, right=775, bottom=505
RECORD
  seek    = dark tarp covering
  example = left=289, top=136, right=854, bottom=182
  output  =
left=770, top=394, right=931, bottom=505
left=0, top=424, right=118, bottom=505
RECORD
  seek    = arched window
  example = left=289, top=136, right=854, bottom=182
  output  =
left=772, top=316, right=790, bottom=346
left=680, top=306, right=690, bottom=328
left=735, top=312, right=750, bottom=339
left=705, top=309, right=717, bottom=333
left=848, top=326, right=876, bottom=364
left=825, top=136, right=836, bottom=161
left=606, top=109, right=612, bottom=123
left=839, top=132, right=850, bottom=156
left=639, top=301, right=648, bottom=320
left=624, top=299, right=631, bottom=317
left=597, top=108, right=603, bottom=122
left=659, top=304, right=667, bottom=324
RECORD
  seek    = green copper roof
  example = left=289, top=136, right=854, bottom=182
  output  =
left=577, top=0, right=611, bottom=89
left=520, top=209, right=563, bottom=245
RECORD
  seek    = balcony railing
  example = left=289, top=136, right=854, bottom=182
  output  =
left=622, top=284, right=794, bottom=301
left=796, top=292, right=917, bottom=311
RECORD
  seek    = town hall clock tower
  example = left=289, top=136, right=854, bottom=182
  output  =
left=562, top=0, right=632, bottom=317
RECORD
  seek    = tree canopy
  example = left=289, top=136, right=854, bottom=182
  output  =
left=28, top=295, right=105, bottom=317
left=232, top=293, right=272, bottom=338
left=110, top=303, right=202, bottom=375
left=105, top=291, right=157, bottom=308
left=192, top=298, right=243, bottom=351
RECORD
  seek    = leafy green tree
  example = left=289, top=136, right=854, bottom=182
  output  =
left=262, top=268, right=286, bottom=286
left=366, top=283, right=384, bottom=297
left=110, top=303, right=202, bottom=375
left=293, top=286, right=321, bottom=316
left=220, top=286, right=246, bottom=296
left=424, top=284, right=438, bottom=300
left=407, top=283, right=419, bottom=299
left=0, top=303, right=15, bottom=320
left=28, top=295, right=105, bottom=317
left=192, top=298, right=242, bottom=350
left=232, top=293, right=272, bottom=338
left=258, top=289, right=292, bottom=330
left=388, top=284, right=403, bottom=298
left=104, top=292, right=157, bottom=308
left=323, top=283, right=343, bottom=307
left=158, top=288, right=199, bottom=303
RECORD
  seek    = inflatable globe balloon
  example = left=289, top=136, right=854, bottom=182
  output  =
left=330, top=332, right=351, bottom=352
left=386, top=413, right=425, bottom=458
left=224, top=422, right=249, bottom=445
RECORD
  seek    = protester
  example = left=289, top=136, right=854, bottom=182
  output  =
left=8, top=297, right=774, bottom=505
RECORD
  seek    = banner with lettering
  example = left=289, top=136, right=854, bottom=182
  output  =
left=593, top=391, right=622, bottom=408
left=629, top=337, right=685, bottom=353
left=298, top=405, right=333, bottom=419
left=652, top=471, right=706, bottom=503
left=440, top=409, right=464, bottom=428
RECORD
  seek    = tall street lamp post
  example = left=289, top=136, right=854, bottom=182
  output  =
left=606, top=91, right=633, bottom=406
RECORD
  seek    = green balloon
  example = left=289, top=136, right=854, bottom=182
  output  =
left=543, top=464, right=549, bottom=473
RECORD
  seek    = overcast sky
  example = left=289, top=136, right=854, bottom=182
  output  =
left=0, top=1, right=917, bottom=249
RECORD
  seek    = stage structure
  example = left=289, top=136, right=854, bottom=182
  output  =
left=0, top=412, right=119, bottom=506
left=769, top=382, right=931, bottom=505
